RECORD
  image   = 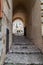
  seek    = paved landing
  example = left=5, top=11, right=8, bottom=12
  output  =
left=5, top=53, right=43, bottom=64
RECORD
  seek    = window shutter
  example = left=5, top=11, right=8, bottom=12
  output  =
left=0, top=0, right=3, bottom=18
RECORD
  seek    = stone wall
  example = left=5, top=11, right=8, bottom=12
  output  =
left=0, top=0, right=12, bottom=65
left=40, top=0, right=43, bottom=52
left=26, top=0, right=43, bottom=52
left=31, top=0, right=42, bottom=51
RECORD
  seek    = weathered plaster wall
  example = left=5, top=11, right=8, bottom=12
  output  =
left=0, top=0, right=12, bottom=65
left=31, top=0, right=43, bottom=51
left=26, top=0, right=43, bottom=52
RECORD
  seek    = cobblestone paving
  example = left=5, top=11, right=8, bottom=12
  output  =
left=4, top=36, right=43, bottom=65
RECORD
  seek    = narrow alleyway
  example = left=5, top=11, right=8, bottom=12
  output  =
left=1, top=0, right=43, bottom=65
left=4, top=35, right=43, bottom=65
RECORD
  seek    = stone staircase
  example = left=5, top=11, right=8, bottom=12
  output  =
left=4, top=36, right=43, bottom=65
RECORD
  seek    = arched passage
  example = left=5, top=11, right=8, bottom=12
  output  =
left=13, top=11, right=27, bottom=36
left=13, top=18, right=24, bottom=36
left=12, top=0, right=43, bottom=52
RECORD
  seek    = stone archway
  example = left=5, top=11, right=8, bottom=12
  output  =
left=13, top=18, right=24, bottom=36
left=13, top=11, right=26, bottom=36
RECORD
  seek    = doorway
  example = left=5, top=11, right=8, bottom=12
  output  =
left=6, top=28, right=9, bottom=54
left=13, top=19, right=24, bottom=36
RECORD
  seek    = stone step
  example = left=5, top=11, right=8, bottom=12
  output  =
left=13, top=43, right=34, bottom=45
left=9, top=52, right=40, bottom=55
left=13, top=36, right=33, bottom=45
left=13, top=40, right=33, bottom=45
left=11, top=45, right=38, bottom=49
left=4, top=53, right=43, bottom=65
left=4, top=36, right=43, bottom=65
left=4, top=63, right=43, bottom=65
left=9, top=45, right=40, bottom=54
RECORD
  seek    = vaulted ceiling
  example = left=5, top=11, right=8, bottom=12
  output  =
left=13, top=0, right=35, bottom=15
